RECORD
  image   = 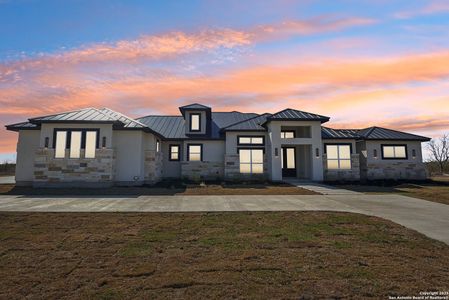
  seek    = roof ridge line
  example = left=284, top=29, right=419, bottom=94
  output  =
left=28, top=107, right=94, bottom=121
left=221, top=113, right=270, bottom=130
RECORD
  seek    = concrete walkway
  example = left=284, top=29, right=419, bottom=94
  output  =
left=0, top=176, right=15, bottom=184
left=0, top=193, right=448, bottom=244
left=284, top=179, right=362, bottom=195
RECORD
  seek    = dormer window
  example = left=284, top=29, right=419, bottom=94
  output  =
left=190, top=113, right=201, bottom=132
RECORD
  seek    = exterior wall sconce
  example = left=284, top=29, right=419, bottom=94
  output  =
left=412, top=149, right=416, bottom=159
left=274, top=147, right=279, bottom=157
left=373, top=149, right=378, bottom=159
left=315, top=147, right=320, bottom=158
left=102, top=136, right=107, bottom=148
left=44, top=137, right=49, bottom=148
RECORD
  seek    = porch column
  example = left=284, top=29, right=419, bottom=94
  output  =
left=267, top=122, right=282, bottom=181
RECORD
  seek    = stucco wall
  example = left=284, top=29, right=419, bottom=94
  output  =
left=161, top=142, right=182, bottom=178
left=267, top=120, right=324, bottom=181
left=15, top=130, right=40, bottom=186
left=359, top=140, right=427, bottom=180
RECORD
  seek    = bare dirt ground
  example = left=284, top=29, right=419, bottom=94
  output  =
left=0, top=182, right=318, bottom=196
left=0, top=212, right=448, bottom=299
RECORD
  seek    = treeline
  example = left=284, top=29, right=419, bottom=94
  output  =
left=425, top=161, right=449, bottom=176
left=0, top=163, right=16, bottom=175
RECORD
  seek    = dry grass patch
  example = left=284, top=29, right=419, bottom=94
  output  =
left=0, top=212, right=448, bottom=299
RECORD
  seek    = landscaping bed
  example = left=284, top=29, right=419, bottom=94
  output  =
left=0, top=212, right=448, bottom=299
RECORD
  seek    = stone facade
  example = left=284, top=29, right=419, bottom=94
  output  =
left=144, top=150, right=163, bottom=184
left=323, top=154, right=360, bottom=181
left=364, top=161, right=427, bottom=180
left=181, top=161, right=224, bottom=181
left=33, top=148, right=115, bottom=187
left=224, top=154, right=269, bottom=181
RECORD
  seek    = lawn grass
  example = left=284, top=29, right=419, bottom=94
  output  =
left=336, top=179, right=449, bottom=205
left=0, top=182, right=319, bottom=196
left=0, top=212, right=448, bottom=299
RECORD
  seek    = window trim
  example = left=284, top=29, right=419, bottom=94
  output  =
left=324, top=143, right=352, bottom=170
left=169, top=144, right=181, bottom=161
left=281, top=130, right=296, bottom=139
left=238, top=148, right=264, bottom=174
left=381, top=144, right=408, bottom=160
left=237, top=135, right=265, bottom=146
left=187, top=144, right=203, bottom=161
left=189, top=113, right=201, bottom=132
left=53, top=128, right=100, bottom=150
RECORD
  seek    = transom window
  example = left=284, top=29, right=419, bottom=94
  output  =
left=54, top=129, right=99, bottom=159
left=281, top=131, right=295, bottom=139
left=169, top=145, right=180, bottom=161
left=237, top=136, right=264, bottom=145
left=187, top=144, right=202, bottom=161
left=239, top=149, right=263, bottom=174
left=382, top=145, right=407, bottom=159
left=326, top=144, right=351, bottom=170
left=189, top=113, right=201, bottom=132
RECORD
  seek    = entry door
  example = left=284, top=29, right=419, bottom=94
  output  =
left=282, top=147, right=296, bottom=177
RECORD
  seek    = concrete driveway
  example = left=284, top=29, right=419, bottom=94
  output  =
left=0, top=176, right=15, bottom=184
left=0, top=193, right=448, bottom=244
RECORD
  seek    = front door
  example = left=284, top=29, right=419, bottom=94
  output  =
left=282, top=147, right=296, bottom=177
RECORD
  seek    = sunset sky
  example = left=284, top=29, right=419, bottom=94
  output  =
left=1, top=0, right=449, bottom=162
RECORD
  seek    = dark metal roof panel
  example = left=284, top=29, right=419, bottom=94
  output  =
left=5, top=121, right=40, bottom=131
left=268, top=108, right=330, bottom=123
left=224, top=114, right=270, bottom=131
left=179, top=103, right=211, bottom=110
left=321, top=127, right=360, bottom=139
left=98, top=108, right=146, bottom=128
left=29, top=108, right=117, bottom=123
left=359, top=127, right=430, bottom=141
left=137, top=116, right=187, bottom=139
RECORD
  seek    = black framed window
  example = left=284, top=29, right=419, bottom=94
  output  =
left=237, top=136, right=264, bottom=146
left=169, top=145, right=180, bottom=161
left=53, top=129, right=99, bottom=159
left=189, top=113, right=201, bottom=132
left=239, top=148, right=264, bottom=174
left=281, top=131, right=295, bottom=139
left=381, top=144, right=407, bottom=159
left=187, top=144, right=202, bottom=161
left=325, top=144, right=351, bottom=170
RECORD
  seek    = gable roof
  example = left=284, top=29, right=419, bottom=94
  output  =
left=357, top=126, right=430, bottom=141
left=322, top=126, right=430, bottom=141
left=179, top=103, right=211, bottom=110
left=265, top=108, right=330, bottom=123
left=28, top=108, right=119, bottom=124
left=98, top=108, right=146, bottom=129
left=223, top=113, right=271, bottom=131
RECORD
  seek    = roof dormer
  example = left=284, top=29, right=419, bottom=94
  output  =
left=179, top=103, right=212, bottom=135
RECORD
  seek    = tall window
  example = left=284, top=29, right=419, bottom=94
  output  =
left=54, top=129, right=98, bottom=159
left=169, top=145, right=180, bottom=161
left=69, top=131, right=82, bottom=158
left=382, top=145, right=407, bottom=159
left=281, top=131, right=295, bottom=139
left=156, top=140, right=160, bottom=152
left=326, top=144, right=351, bottom=170
left=190, top=113, right=201, bottom=132
left=239, top=149, right=263, bottom=174
left=85, top=131, right=97, bottom=159
left=237, top=136, right=264, bottom=145
left=55, top=131, right=67, bottom=158
left=187, top=144, right=202, bottom=161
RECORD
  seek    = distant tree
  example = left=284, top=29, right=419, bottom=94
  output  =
left=427, top=134, right=449, bottom=174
